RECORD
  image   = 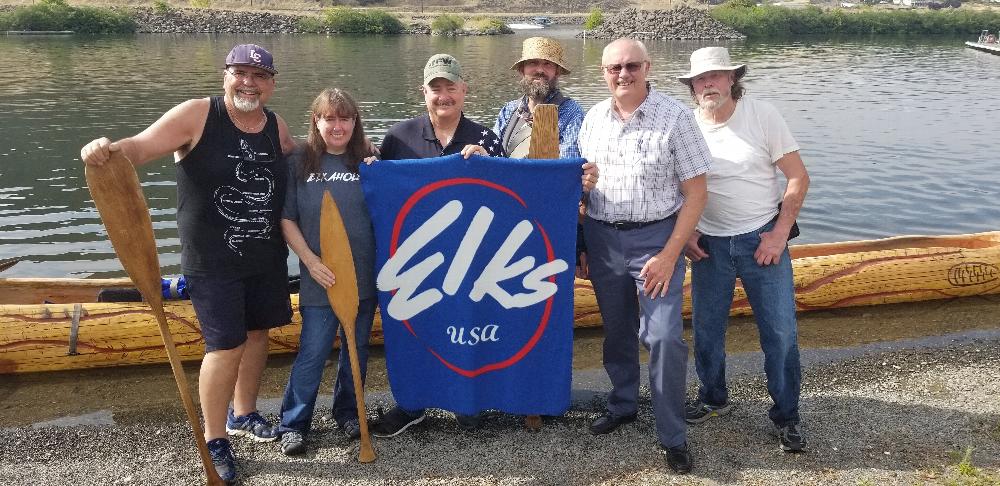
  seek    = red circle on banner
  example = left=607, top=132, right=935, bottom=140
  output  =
left=388, top=177, right=557, bottom=378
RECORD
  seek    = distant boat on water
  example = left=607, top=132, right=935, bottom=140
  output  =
left=508, top=16, right=553, bottom=30
left=966, top=30, right=1000, bottom=54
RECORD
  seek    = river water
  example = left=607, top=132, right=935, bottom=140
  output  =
left=1, top=29, right=998, bottom=278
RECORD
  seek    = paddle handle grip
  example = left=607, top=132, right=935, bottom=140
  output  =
left=341, top=312, right=376, bottom=463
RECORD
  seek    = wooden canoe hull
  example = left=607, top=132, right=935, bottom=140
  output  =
left=2, top=231, right=998, bottom=374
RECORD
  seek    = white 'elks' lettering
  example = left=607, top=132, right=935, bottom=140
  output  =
left=377, top=200, right=568, bottom=321
left=468, top=220, right=567, bottom=307
left=443, top=206, right=493, bottom=296
left=376, top=200, right=461, bottom=321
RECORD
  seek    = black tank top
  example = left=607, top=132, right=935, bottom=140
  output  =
left=176, top=96, right=288, bottom=277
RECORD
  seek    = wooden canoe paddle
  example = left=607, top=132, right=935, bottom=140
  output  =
left=85, top=151, right=225, bottom=485
left=528, top=104, right=560, bottom=159
left=319, top=190, right=376, bottom=463
left=524, top=103, right=560, bottom=432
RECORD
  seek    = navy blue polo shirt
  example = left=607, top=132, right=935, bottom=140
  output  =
left=380, top=113, right=506, bottom=160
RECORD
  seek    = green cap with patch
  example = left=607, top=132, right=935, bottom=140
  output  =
left=423, top=54, right=463, bottom=85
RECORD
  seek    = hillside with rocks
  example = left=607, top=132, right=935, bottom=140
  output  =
left=580, top=6, right=745, bottom=39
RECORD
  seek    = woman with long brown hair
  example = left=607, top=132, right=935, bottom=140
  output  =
left=276, top=88, right=376, bottom=455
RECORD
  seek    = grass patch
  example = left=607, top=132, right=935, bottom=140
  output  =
left=188, top=0, right=211, bottom=8
left=298, top=15, right=323, bottom=33
left=584, top=7, right=603, bottom=30
left=431, top=13, right=464, bottom=34
left=466, top=16, right=510, bottom=33
left=152, top=0, right=173, bottom=14
left=710, top=0, right=1000, bottom=37
left=323, top=7, right=403, bottom=34
left=942, top=447, right=1000, bottom=486
left=0, top=0, right=135, bottom=33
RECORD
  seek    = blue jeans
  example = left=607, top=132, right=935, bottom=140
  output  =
left=690, top=221, right=801, bottom=427
left=279, top=299, right=376, bottom=435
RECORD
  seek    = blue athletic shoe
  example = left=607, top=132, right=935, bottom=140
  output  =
left=206, top=437, right=237, bottom=482
left=226, top=409, right=279, bottom=442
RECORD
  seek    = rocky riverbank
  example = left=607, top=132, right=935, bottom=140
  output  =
left=130, top=7, right=306, bottom=33
left=83, top=7, right=537, bottom=35
left=3, top=332, right=999, bottom=485
left=580, top=6, right=746, bottom=40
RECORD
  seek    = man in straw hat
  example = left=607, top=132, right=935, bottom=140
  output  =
left=494, top=36, right=585, bottom=160
left=578, top=38, right=712, bottom=474
left=494, top=36, right=597, bottom=430
left=80, top=43, right=297, bottom=481
left=678, top=46, right=810, bottom=453
left=495, top=36, right=596, bottom=281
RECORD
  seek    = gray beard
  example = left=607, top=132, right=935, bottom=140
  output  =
left=232, top=96, right=259, bottom=112
left=519, top=76, right=557, bottom=100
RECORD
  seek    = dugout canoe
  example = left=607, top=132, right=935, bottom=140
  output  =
left=2, top=231, right=999, bottom=374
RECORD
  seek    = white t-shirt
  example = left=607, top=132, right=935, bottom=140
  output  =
left=694, top=96, right=799, bottom=236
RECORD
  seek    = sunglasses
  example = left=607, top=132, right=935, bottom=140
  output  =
left=603, top=62, right=646, bottom=75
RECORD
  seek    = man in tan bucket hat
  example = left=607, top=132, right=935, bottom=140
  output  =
left=493, top=36, right=585, bottom=159
left=494, top=35, right=595, bottom=275
left=678, top=46, right=811, bottom=454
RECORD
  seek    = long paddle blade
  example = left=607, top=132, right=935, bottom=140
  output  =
left=319, top=191, right=360, bottom=321
left=85, top=151, right=224, bottom=485
left=525, top=103, right=560, bottom=431
left=320, top=190, right=376, bottom=463
left=84, top=152, right=162, bottom=306
left=528, top=104, right=559, bottom=159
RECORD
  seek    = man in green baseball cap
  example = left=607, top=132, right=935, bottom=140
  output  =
left=371, top=53, right=506, bottom=437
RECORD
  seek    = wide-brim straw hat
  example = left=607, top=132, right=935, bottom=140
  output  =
left=677, top=46, right=746, bottom=85
left=510, top=37, right=571, bottom=75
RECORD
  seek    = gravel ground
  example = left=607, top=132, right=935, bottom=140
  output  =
left=3, top=335, right=999, bottom=485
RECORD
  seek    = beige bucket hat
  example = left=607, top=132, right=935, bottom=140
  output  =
left=510, top=37, right=571, bottom=75
left=677, top=46, right=747, bottom=85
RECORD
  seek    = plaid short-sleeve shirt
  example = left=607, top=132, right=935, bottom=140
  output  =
left=579, top=87, right=712, bottom=223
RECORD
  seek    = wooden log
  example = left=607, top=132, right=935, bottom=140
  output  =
left=2, top=234, right=998, bottom=374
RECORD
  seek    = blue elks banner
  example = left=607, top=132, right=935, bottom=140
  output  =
left=360, top=154, right=582, bottom=416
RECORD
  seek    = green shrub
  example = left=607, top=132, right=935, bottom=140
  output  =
left=0, top=0, right=136, bottom=33
left=711, top=3, right=1000, bottom=37
left=584, top=7, right=603, bottom=30
left=466, top=15, right=510, bottom=33
left=323, top=7, right=403, bottom=34
left=189, top=0, right=211, bottom=8
left=298, top=15, right=324, bottom=33
left=152, top=0, right=173, bottom=14
left=431, top=13, right=464, bottom=34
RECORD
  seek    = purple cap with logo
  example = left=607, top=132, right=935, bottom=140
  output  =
left=225, top=44, right=277, bottom=75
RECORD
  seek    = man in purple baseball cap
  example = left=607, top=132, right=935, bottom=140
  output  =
left=80, top=43, right=296, bottom=482
left=225, top=43, right=277, bottom=75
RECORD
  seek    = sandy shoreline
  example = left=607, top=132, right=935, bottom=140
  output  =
left=3, top=299, right=1000, bottom=485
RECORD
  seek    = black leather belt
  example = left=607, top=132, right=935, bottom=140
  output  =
left=594, top=217, right=666, bottom=231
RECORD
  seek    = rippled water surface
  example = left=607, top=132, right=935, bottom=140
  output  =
left=1, top=31, right=998, bottom=278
